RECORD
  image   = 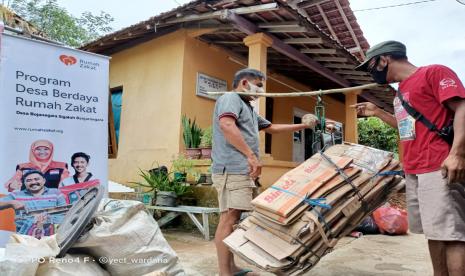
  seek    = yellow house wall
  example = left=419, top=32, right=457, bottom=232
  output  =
left=108, top=31, right=186, bottom=184
left=180, top=34, right=243, bottom=141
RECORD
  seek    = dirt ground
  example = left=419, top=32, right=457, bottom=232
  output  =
left=164, top=230, right=433, bottom=276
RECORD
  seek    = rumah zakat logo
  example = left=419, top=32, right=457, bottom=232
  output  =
left=59, top=55, right=77, bottom=66
left=439, top=78, right=457, bottom=89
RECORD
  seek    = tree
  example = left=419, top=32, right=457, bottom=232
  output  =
left=358, top=117, right=399, bottom=154
left=5, top=0, right=113, bottom=47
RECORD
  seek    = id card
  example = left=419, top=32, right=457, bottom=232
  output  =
left=398, top=117, right=416, bottom=141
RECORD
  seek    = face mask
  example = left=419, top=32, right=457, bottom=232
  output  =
left=244, top=81, right=265, bottom=100
left=369, top=59, right=389, bottom=84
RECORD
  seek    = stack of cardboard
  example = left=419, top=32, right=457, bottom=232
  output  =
left=224, top=143, right=404, bottom=275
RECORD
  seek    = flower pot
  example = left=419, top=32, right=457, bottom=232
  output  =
left=185, top=148, right=201, bottom=159
left=155, top=191, right=177, bottom=207
left=200, top=147, right=212, bottom=159
left=205, top=173, right=212, bottom=184
left=174, top=172, right=187, bottom=182
left=142, top=193, right=152, bottom=205
left=197, top=173, right=213, bottom=185
left=197, top=174, right=206, bottom=184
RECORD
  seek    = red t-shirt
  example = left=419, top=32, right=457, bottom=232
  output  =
left=394, top=65, right=465, bottom=174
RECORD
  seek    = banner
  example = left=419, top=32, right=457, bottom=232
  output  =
left=0, top=32, right=109, bottom=238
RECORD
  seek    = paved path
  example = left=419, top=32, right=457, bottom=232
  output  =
left=165, top=230, right=432, bottom=276
left=307, top=234, right=432, bottom=276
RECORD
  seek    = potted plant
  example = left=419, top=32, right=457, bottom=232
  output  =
left=197, top=166, right=213, bottom=185
left=171, top=155, right=200, bottom=183
left=182, top=115, right=203, bottom=159
left=132, top=167, right=192, bottom=207
left=200, top=126, right=212, bottom=159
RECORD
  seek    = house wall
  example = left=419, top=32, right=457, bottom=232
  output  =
left=107, top=29, right=349, bottom=186
left=108, top=31, right=186, bottom=184
left=180, top=34, right=242, bottom=136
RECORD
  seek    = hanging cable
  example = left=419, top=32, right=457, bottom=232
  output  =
left=353, top=0, right=437, bottom=12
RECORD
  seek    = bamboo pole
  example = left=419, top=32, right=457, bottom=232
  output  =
left=207, top=83, right=381, bottom=98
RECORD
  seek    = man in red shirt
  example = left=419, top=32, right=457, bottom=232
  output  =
left=354, top=41, right=465, bottom=276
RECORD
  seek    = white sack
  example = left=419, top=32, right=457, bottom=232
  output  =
left=0, top=234, right=59, bottom=276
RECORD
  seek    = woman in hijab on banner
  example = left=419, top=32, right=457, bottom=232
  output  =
left=4, top=139, right=70, bottom=192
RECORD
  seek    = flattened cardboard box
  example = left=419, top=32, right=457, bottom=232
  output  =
left=252, top=154, right=352, bottom=218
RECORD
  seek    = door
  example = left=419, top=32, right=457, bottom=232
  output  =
left=292, top=115, right=305, bottom=162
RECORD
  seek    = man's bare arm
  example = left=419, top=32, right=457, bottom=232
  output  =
left=351, top=102, right=398, bottom=128
left=442, top=97, right=465, bottom=183
left=263, top=124, right=307, bottom=134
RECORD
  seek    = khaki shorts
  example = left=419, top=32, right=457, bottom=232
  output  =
left=212, top=173, right=257, bottom=212
left=405, top=170, right=465, bottom=241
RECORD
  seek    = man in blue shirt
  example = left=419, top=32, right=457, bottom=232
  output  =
left=0, top=170, right=68, bottom=236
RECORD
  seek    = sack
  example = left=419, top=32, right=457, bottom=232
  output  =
left=373, top=205, right=408, bottom=235
left=72, top=199, right=185, bottom=276
left=0, top=234, right=60, bottom=276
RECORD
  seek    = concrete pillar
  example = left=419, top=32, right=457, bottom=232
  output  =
left=345, top=91, right=359, bottom=143
left=243, top=33, right=273, bottom=155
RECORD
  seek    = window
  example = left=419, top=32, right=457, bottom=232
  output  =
left=109, top=87, right=123, bottom=158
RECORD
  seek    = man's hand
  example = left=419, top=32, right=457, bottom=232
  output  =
left=9, top=200, right=25, bottom=210
left=247, top=154, right=262, bottom=180
left=5, top=179, right=21, bottom=192
left=351, top=102, right=380, bottom=117
left=302, top=114, right=318, bottom=128
left=441, top=154, right=465, bottom=184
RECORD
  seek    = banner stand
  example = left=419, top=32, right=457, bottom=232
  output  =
left=0, top=31, right=109, bottom=239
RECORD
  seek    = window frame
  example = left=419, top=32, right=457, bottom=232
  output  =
left=108, top=86, right=123, bottom=159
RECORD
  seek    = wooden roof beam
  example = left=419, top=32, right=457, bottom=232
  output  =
left=283, top=37, right=323, bottom=44
left=344, top=75, right=373, bottom=81
left=316, top=3, right=340, bottom=44
left=334, top=0, right=365, bottom=59
left=324, top=63, right=357, bottom=69
left=165, top=3, right=279, bottom=24
left=297, top=0, right=330, bottom=9
left=225, top=12, right=350, bottom=87
left=334, top=70, right=369, bottom=76
left=313, top=56, right=348, bottom=62
left=215, top=41, right=243, bottom=44
left=267, top=26, right=308, bottom=33
left=258, top=21, right=300, bottom=28
left=301, top=48, right=337, bottom=54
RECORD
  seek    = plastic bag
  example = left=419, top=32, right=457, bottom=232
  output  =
left=355, top=216, right=380, bottom=235
left=373, top=205, right=408, bottom=235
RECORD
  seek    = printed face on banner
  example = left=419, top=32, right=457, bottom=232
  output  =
left=0, top=33, right=109, bottom=239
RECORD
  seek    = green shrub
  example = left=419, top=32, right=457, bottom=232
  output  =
left=358, top=117, right=398, bottom=154
left=200, top=126, right=212, bottom=148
